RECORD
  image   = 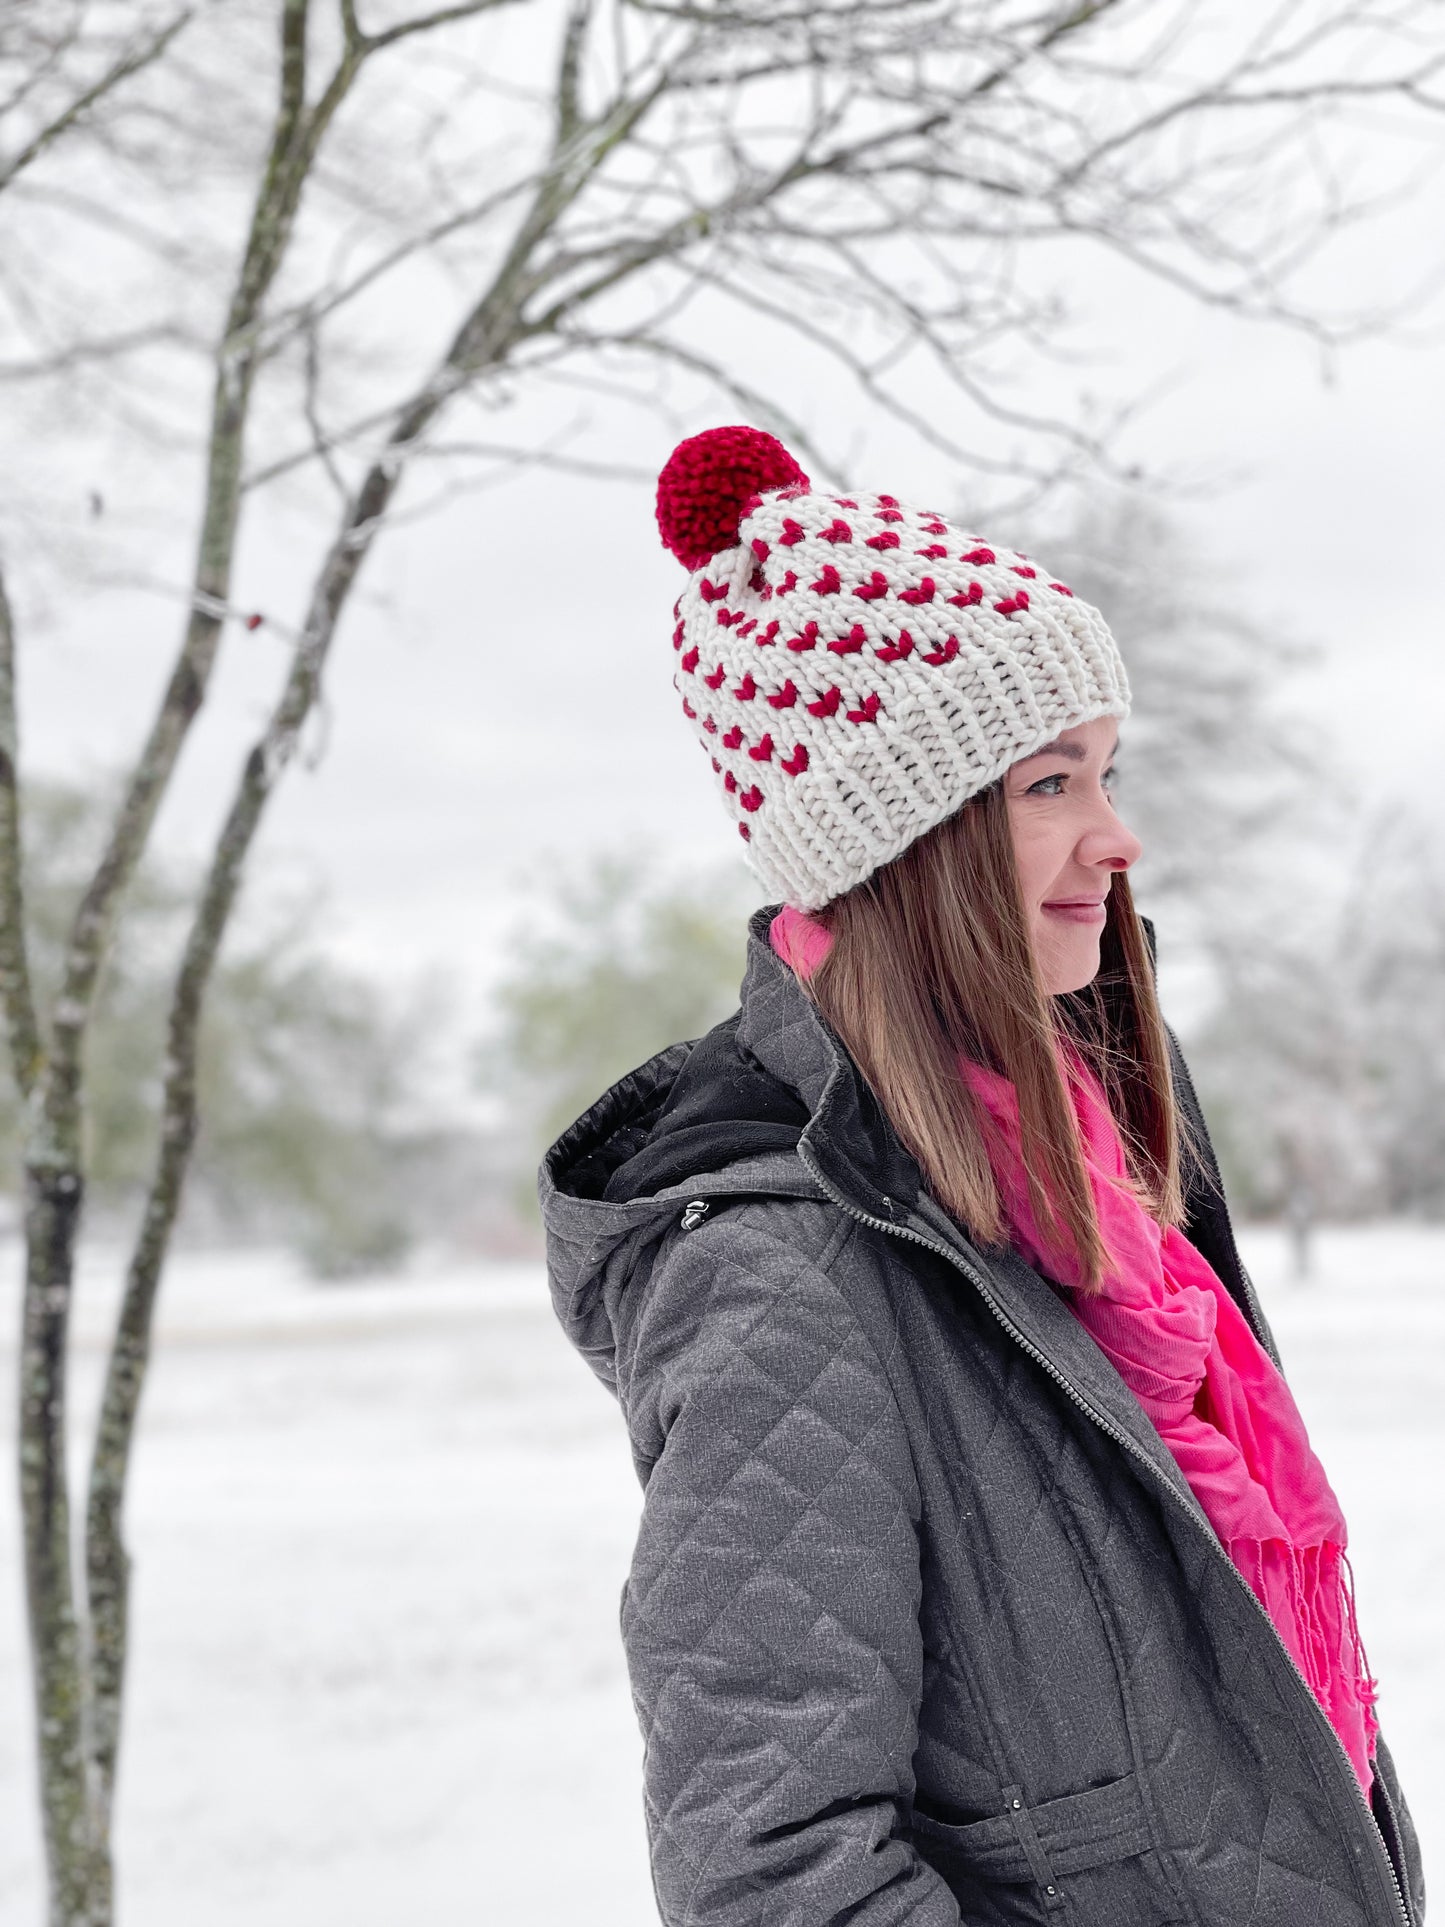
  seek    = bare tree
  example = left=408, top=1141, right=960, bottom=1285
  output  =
left=1190, top=804, right=1445, bottom=1244
left=1190, top=909, right=1383, bottom=1219
left=1355, top=815, right=1445, bottom=1216
left=2, top=1, right=1443, bottom=1918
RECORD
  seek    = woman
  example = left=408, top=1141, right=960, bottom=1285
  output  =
left=540, top=426, right=1423, bottom=1926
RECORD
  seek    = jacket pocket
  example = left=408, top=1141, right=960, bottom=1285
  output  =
left=911, top=1771, right=1185, bottom=1925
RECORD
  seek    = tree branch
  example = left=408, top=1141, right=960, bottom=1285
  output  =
left=575, top=328, right=846, bottom=479
left=1057, top=41, right=1445, bottom=191
left=0, top=320, right=208, bottom=383
left=0, top=554, right=41, bottom=1096
left=0, top=9, right=195, bottom=195
left=395, top=436, right=654, bottom=480
left=358, top=0, right=532, bottom=51
left=83, top=768, right=254, bottom=1831
left=37, top=0, right=344, bottom=1174
left=249, top=175, right=537, bottom=365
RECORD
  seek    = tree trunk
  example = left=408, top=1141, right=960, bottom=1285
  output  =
left=20, top=1162, right=111, bottom=1926
left=83, top=979, right=206, bottom=1836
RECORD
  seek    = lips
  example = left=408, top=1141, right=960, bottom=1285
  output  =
left=1043, top=896, right=1108, bottom=924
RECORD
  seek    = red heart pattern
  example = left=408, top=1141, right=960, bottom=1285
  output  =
left=665, top=463, right=1124, bottom=876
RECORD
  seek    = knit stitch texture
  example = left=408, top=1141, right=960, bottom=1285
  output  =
left=658, top=425, right=1132, bottom=908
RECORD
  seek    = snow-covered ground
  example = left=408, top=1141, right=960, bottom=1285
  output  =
left=0, top=1223, right=1440, bottom=1923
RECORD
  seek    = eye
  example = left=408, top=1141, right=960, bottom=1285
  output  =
left=1024, top=764, right=1118, bottom=798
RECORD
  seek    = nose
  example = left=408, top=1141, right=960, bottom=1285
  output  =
left=1079, top=792, right=1142, bottom=873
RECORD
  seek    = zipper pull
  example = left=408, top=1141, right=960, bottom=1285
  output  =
left=680, top=1199, right=710, bottom=1231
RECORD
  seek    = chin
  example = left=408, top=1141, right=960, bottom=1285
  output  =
left=1042, top=938, right=1103, bottom=998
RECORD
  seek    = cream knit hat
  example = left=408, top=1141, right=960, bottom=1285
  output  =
left=657, top=426, right=1131, bottom=910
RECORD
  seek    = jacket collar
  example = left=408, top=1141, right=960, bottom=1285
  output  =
left=735, top=905, right=922, bottom=1222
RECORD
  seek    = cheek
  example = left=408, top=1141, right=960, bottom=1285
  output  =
left=1008, top=817, right=1067, bottom=907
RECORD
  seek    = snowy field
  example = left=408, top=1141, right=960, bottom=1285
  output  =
left=0, top=1223, right=1440, bottom=1924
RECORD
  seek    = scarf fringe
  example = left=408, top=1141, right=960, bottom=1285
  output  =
left=1237, top=1540, right=1380, bottom=1771
left=961, top=1042, right=1381, bottom=1795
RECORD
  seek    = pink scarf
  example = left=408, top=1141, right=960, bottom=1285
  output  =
left=770, top=906, right=1379, bottom=1793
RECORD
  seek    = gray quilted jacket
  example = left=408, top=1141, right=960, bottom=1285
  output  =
left=541, top=906, right=1425, bottom=1927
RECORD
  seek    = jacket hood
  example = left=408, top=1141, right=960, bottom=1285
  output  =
left=539, top=903, right=923, bottom=1388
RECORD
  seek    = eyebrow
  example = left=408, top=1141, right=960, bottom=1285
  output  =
left=1014, top=735, right=1120, bottom=766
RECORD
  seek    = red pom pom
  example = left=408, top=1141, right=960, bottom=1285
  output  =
left=656, top=426, right=809, bottom=569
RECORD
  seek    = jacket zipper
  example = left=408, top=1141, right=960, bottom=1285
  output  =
left=795, top=1143, right=1412, bottom=1927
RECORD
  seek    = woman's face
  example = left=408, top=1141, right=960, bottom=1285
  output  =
left=1003, top=715, right=1142, bottom=995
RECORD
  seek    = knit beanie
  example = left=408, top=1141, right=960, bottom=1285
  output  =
left=656, top=425, right=1131, bottom=910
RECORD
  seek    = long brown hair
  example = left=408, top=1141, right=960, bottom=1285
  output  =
left=802, top=780, right=1186, bottom=1292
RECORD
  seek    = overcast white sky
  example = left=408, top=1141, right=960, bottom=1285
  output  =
left=12, top=80, right=1445, bottom=1033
